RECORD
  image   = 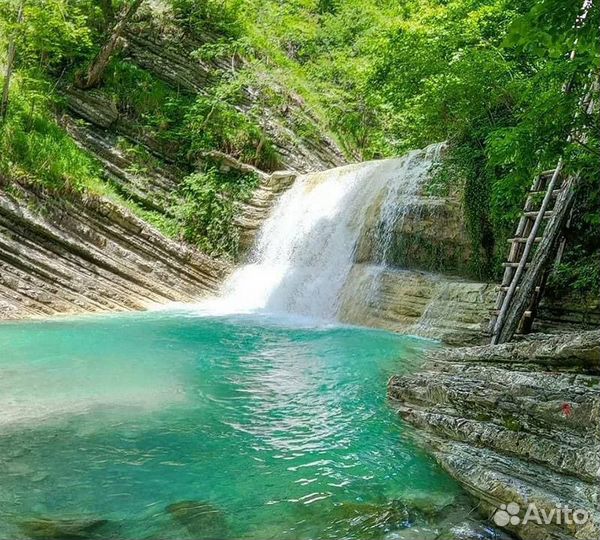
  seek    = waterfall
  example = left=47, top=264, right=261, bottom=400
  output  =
left=374, top=142, right=444, bottom=267
left=204, top=143, right=444, bottom=320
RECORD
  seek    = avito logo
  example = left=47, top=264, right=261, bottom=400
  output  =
left=492, top=502, right=590, bottom=527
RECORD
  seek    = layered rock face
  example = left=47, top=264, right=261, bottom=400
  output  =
left=339, top=265, right=497, bottom=345
left=234, top=170, right=298, bottom=254
left=0, top=181, right=228, bottom=320
left=0, top=3, right=347, bottom=321
left=388, top=331, right=600, bottom=540
left=335, top=154, right=497, bottom=345
left=536, top=290, right=600, bottom=334
left=355, top=194, right=475, bottom=277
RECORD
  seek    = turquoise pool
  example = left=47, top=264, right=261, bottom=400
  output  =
left=0, top=311, right=466, bottom=539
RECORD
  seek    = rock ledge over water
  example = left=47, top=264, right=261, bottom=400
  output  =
left=388, top=330, right=600, bottom=540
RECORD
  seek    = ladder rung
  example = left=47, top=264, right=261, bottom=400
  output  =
left=539, top=169, right=558, bottom=178
left=524, top=210, right=553, bottom=218
left=502, top=262, right=530, bottom=268
left=507, top=237, right=542, bottom=244
left=528, top=189, right=562, bottom=196
left=491, top=309, right=532, bottom=317
left=500, top=286, right=541, bottom=292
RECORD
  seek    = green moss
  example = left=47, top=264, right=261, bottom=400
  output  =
left=502, top=418, right=522, bottom=432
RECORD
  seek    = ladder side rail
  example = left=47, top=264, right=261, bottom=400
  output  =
left=488, top=173, right=543, bottom=333
left=495, top=176, right=578, bottom=343
left=491, top=161, right=565, bottom=343
left=522, top=190, right=577, bottom=333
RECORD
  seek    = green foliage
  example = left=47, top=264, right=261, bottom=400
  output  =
left=1, top=0, right=598, bottom=289
left=102, top=59, right=280, bottom=170
left=0, top=78, right=106, bottom=194
left=172, top=167, right=259, bottom=258
left=364, top=0, right=598, bottom=281
left=103, top=60, right=192, bottom=147
left=549, top=252, right=600, bottom=301
left=503, top=417, right=522, bottom=432
left=183, top=94, right=280, bottom=170
left=8, top=0, right=97, bottom=75
left=170, top=0, right=244, bottom=37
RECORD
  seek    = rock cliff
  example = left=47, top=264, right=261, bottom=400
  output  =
left=0, top=2, right=345, bottom=321
left=0, top=179, right=228, bottom=319
left=388, top=331, right=600, bottom=540
left=336, top=148, right=498, bottom=345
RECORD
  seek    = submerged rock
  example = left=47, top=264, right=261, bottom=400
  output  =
left=435, top=519, right=515, bottom=540
left=316, top=500, right=418, bottom=539
left=300, top=494, right=476, bottom=539
left=331, top=500, right=418, bottom=530
left=19, top=517, right=108, bottom=539
left=166, top=500, right=228, bottom=539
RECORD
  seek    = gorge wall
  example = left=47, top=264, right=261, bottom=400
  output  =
left=0, top=179, right=227, bottom=319
left=0, top=3, right=341, bottom=321
left=0, top=6, right=594, bottom=339
left=337, top=157, right=498, bottom=344
left=0, top=160, right=300, bottom=321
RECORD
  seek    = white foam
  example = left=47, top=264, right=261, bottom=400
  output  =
left=197, top=144, right=444, bottom=320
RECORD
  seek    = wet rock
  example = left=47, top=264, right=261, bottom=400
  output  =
left=166, top=500, right=228, bottom=539
left=339, top=265, right=496, bottom=345
left=428, top=329, right=600, bottom=373
left=19, top=517, right=108, bottom=539
left=234, top=170, right=297, bottom=256
left=435, top=519, right=515, bottom=540
left=388, top=331, right=600, bottom=540
left=355, top=194, right=474, bottom=277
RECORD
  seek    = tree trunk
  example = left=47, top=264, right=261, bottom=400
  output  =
left=77, top=0, right=144, bottom=90
left=0, top=2, right=24, bottom=121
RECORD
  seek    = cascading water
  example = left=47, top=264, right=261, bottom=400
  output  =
left=373, top=142, right=444, bottom=267
left=206, top=143, right=444, bottom=320
left=1, top=140, right=485, bottom=540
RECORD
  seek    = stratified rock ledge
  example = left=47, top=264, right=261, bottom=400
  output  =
left=0, top=180, right=229, bottom=319
left=388, top=330, right=600, bottom=540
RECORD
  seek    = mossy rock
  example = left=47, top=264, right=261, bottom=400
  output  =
left=19, top=517, right=108, bottom=539
left=166, top=500, right=228, bottom=539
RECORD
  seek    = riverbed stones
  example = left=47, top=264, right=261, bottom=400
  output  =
left=166, top=500, right=228, bottom=539
left=19, top=517, right=108, bottom=539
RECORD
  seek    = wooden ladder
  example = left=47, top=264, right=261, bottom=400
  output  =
left=489, top=163, right=569, bottom=342
left=488, top=2, right=595, bottom=345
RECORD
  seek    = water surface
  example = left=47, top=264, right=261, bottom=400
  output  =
left=0, top=311, right=465, bottom=539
